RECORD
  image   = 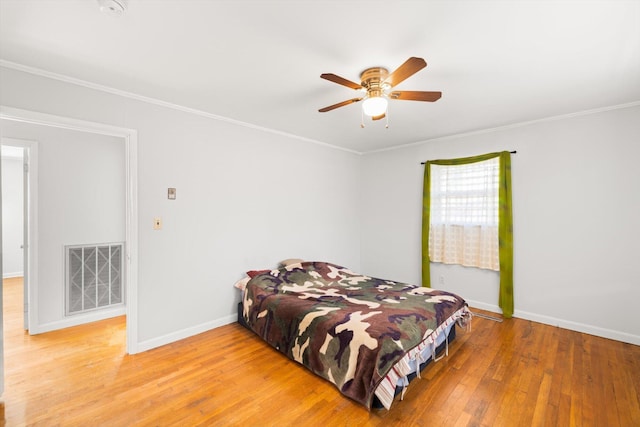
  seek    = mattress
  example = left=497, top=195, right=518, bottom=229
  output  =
left=238, top=261, right=471, bottom=409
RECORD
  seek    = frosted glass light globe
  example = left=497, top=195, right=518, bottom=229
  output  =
left=362, top=96, right=388, bottom=117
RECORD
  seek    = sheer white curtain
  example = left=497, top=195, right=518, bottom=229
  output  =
left=429, top=157, right=499, bottom=271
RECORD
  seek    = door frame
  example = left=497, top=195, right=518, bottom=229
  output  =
left=0, top=106, right=139, bottom=354
left=1, top=138, right=37, bottom=330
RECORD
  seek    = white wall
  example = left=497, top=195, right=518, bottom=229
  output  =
left=0, top=66, right=361, bottom=350
left=1, top=153, right=23, bottom=278
left=361, top=105, right=640, bottom=345
left=0, top=121, right=126, bottom=327
left=3, top=64, right=636, bottom=351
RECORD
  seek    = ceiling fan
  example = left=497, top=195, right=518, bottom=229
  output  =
left=318, top=57, right=441, bottom=124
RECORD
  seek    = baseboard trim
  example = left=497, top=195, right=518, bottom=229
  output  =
left=134, top=301, right=640, bottom=354
left=2, top=272, right=24, bottom=279
left=30, top=305, right=126, bottom=334
left=465, top=299, right=640, bottom=346
left=136, top=313, right=237, bottom=353
left=465, top=300, right=501, bottom=314
left=514, top=309, right=640, bottom=346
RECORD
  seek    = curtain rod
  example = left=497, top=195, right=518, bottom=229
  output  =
left=420, top=150, right=516, bottom=165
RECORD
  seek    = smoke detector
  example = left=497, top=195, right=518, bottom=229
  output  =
left=97, top=0, right=126, bottom=15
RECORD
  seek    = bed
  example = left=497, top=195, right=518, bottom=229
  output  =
left=236, top=261, right=471, bottom=410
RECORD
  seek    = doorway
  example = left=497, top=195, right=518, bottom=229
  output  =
left=0, top=106, right=139, bottom=354
left=1, top=140, right=33, bottom=330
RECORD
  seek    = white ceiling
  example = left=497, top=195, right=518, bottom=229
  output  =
left=1, top=0, right=639, bottom=153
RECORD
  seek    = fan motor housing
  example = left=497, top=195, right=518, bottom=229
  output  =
left=360, top=67, right=389, bottom=92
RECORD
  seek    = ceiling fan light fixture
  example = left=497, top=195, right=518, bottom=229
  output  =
left=319, top=57, right=439, bottom=123
left=362, top=96, right=388, bottom=117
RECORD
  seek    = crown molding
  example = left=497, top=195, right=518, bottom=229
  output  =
left=0, top=60, right=361, bottom=155
left=366, top=100, right=640, bottom=155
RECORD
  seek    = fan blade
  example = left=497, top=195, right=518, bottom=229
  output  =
left=318, top=98, right=363, bottom=112
left=389, top=91, right=442, bottom=102
left=372, top=113, right=386, bottom=121
left=320, top=73, right=363, bottom=90
left=383, top=57, right=427, bottom=87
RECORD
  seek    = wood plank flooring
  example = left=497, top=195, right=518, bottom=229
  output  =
left=2, top=277, right=639, bottom=426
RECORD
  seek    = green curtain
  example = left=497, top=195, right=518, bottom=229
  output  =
left=422, top=151, right=514, bottom=318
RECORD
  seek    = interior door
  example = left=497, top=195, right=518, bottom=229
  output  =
left=22, top=147, right=29, bottom=329
left=1, top=138, right=35, bottom=331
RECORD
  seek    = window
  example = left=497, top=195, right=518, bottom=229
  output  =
left=421, top=151, right=513, bottom=317
left=429, top=157, right=499, bottom=270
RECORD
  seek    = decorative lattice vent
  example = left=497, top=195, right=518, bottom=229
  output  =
left=66, top=243, right=124, bottom=315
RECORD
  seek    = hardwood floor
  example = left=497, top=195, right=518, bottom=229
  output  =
left=2, top=276, right=639, bottom=426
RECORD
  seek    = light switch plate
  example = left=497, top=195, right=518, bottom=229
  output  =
left=153, top=217, right=162, bottom=230
left=168, top=188, right=176, bottom=200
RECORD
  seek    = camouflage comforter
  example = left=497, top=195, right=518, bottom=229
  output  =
left=242, top=261, right=469, bottom=408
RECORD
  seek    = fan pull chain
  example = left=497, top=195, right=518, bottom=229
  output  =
left=385, top=107, right=389, bottom=129
left=360, top=108, right=365, bottom=128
